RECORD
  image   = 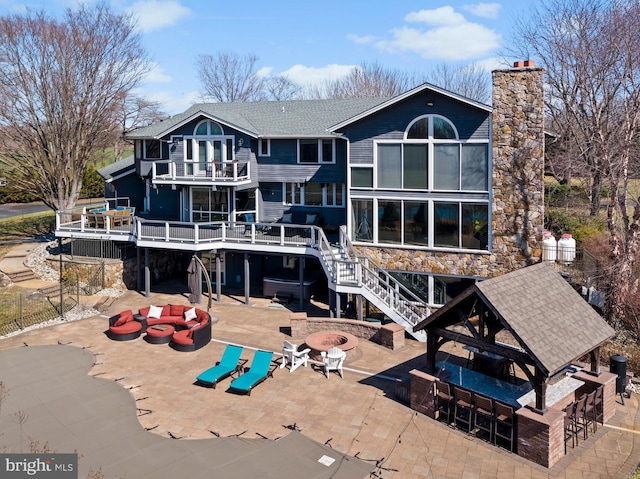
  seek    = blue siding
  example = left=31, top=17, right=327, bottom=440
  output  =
left=342, top=90, right=490, bottom=166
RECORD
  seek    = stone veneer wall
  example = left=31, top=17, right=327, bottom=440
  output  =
left=49, top=249, right=184, bottom=290
left=356, top=64, right=546, bottom=280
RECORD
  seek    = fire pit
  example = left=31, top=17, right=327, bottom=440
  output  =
left=304, top=330, right=359, bottom=360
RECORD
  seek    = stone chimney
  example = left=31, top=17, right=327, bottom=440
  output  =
left=491, top=61, right=545, bottom=266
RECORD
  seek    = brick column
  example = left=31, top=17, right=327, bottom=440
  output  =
left=379, top=323, right=405, bottom=350
left=289, top=312, right=308, bottom=338
left=516, top=407, right=565, bottom=468
left=409, top=369, right=437, bottom=418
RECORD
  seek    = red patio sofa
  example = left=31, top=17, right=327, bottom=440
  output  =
left=137, top=304, right=213, bottom=351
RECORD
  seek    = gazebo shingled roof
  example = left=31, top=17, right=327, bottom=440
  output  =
left=413, top=262, right=615, bottom=412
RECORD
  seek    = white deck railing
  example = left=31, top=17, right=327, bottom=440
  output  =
left=151, top=160, right=250, bottom=183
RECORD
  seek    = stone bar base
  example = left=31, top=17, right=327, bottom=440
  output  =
left=572, top=370, right=617, bottom=423
left=516, top=407, right=564, bottom=468
left=409, top=369, right=437, bottom=418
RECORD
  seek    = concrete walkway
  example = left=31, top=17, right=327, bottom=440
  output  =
left=0, top=281, right=639, bottom=478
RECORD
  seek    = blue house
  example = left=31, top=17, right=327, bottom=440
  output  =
left=55, top=62, right=546, bottom=341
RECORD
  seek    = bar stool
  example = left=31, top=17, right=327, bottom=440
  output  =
left=494, top=401, right=515, bottom=452
left=453, top=387, right=473, bottom=433
left=563, top=401, right=577, bottom=453
left=594, top=385, right=604, bottom=426
left=473, top=393, right=494, bottom=442
left=435, top=381, right=454, bottom=424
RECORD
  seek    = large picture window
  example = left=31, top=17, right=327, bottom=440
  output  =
left=371, top=115, right=488, bottom=192
left=351, top=198, right=488, bottom=250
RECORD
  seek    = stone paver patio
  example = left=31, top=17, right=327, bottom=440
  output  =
left=1, top=285, right=639, bottom=478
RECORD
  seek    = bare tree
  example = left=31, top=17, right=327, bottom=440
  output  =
left=0, top=3, right=151, bottom=212
left=197, top=51, right=266, bottom=102
left=304, top=62, right=418, bottom=99
left=425, top=62, right=491, bottom=104
left=264, top=75, right=301, bottom=101
left=111, top=94, right=167, bottom=162
left=510, top=0, right=640, bottom=328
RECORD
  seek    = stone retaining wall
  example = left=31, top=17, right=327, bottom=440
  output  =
left=289, top=312, right=405, bottom=350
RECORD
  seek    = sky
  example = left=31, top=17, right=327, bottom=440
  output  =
left=0, top=0, right=534, bottom=115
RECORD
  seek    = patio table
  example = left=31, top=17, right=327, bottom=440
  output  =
left=435, top=360, right=532, bottom=408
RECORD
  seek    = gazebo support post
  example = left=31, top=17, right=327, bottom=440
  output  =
left=425, top=332, right=439, bottom=374
left=532, top=369, right=548, bottom=414
left=586, top=347, right=602, bottom=376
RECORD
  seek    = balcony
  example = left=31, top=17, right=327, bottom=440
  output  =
left=151, top=160, right=251, bottom=186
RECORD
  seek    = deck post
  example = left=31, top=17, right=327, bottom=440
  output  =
left=298, top=257, right=304, bottom=310
left=244, top=252, right=250, bottom=305
left=216, top=253, right=222, bottom=302
left=144, top=248, right=150, bottom=298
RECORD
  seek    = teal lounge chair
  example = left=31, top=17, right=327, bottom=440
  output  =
left=196, top=344, right=245, bottom=388
left=228, top=350, right=276, bottom=395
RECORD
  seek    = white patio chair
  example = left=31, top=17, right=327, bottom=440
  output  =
left=280, top=340, right=311, bottom=373
left=321, top=346, right=346, bottom=378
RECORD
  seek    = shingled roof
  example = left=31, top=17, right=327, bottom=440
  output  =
left=126, top=98, right=389, bottom=139
left=415, top=262, right=615, bottom=377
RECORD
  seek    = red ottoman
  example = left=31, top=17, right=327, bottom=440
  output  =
left=145, top=324, right=175, bottom=344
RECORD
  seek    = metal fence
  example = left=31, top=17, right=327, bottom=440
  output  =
left=0, top=288, right=76, bottom=337
left=69, top=238, right=135, bottom=260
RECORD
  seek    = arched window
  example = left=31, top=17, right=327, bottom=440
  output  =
left=405, top=115, right=458, bottom=140
left=194, top=120, right=223, bottom=136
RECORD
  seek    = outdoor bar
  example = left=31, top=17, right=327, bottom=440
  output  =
left=409, top=263, right=617, bottom=468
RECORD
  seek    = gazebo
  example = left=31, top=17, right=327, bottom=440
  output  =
left=409, top=262, right=617, bottom=467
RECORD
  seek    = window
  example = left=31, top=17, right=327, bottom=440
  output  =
left=378, top=201, right=402, bottom=244
left=352, top=200, right=373, bottom=242
left=351, top=167, right=373, bottom=188
left=195, top=120, right=223, bottom=136
left=144, top=140, right=161, bottom=159
left=377, top=144, right=401, bottom=188
left=298, top=139, right=335, bottom=163
left=351, top=198, right=489, bottom=250
left=374, top=115, right=487, bottom=191
left=352, top=114, right=490, bottom=251
left=259, top=139, right=270, bottom=156
left=389, top=270, right=477, bottom=307
left=284, top=183, right=344, bottom=207
left=184, top=119, right=234, bottom=175
left=191, top=187, right=229, bottom=222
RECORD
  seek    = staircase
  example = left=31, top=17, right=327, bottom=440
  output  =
left=316, top=227, right=429, bottom=342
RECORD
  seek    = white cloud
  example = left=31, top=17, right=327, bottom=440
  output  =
left=462, top=3, right=501, bottom=20
left=256, top=66, right=273, bottom=78
left=142, top=62, right=172, bottom=83
left=145, top=89, right=201, bottom=115
left=346, top=33, right=376, bottom=45
left=280, top=64, right=355, bottom=87
left=375, top=7, right=501, bottom=61
left=405, top=6, right=467, bottom=26
left=473, top=56, right=509, bottom=72
left=126, top=0, right=191, bottom=33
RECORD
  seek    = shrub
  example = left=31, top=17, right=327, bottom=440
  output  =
left=80, top=164, right=104, bottom=199
left=544, top=208, right=606, bottom=246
